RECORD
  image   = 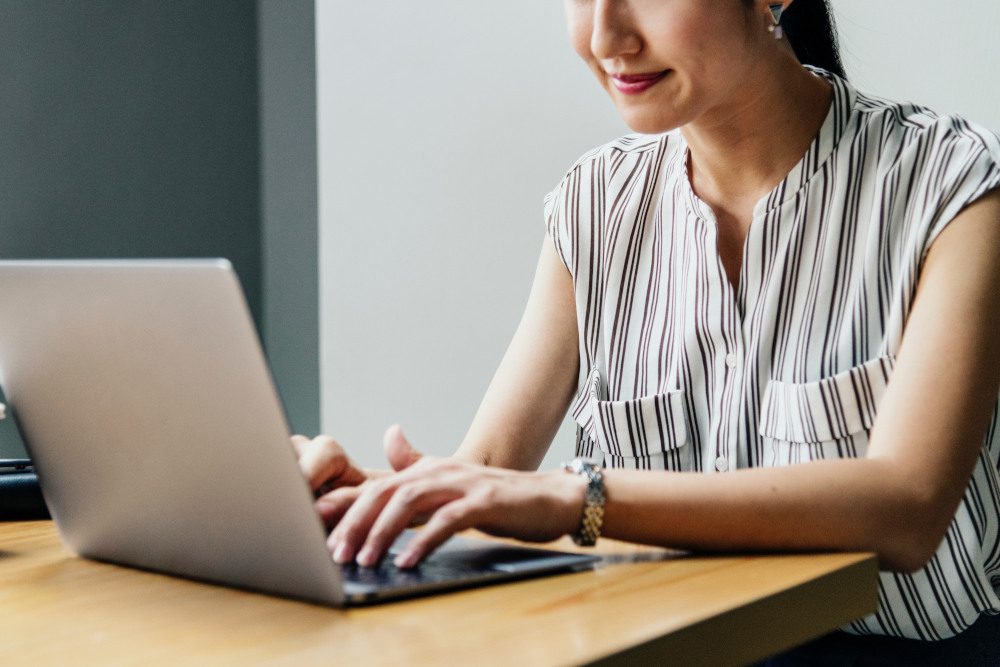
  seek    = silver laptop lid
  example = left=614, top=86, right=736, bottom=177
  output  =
left=0, top=260, right=343, bottom=605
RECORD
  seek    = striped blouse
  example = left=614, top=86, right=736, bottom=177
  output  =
left=544, top=65, right=1000, bottom=640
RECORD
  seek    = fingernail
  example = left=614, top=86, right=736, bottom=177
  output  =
left=357, top=545, right=376, bottom=567
left=394, top=550, right=417, bottom=569
left=334, top=542, right=352, bottom=564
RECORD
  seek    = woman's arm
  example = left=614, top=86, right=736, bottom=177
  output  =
left=602, top=187, right=1000, bottom=571
left=330, top=190, right=1000, bottom=572
left=298, top=234, right=577, bottom=496
left=451, top=235, right=580, bottom=470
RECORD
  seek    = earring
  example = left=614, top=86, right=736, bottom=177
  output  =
left=767, top=2, right=785, bottom=40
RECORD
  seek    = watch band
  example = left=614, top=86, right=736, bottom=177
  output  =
left=562, top=457, right=605, bottom=546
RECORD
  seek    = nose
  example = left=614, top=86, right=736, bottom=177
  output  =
left=591, top=0, right=641, bottom=61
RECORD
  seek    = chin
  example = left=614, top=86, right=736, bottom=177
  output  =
left=620, top=111, right=680, bottom=136
left=611, top=96, right=683, bottom=135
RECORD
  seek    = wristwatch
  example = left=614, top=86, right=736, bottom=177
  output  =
left=562, top=457, right=605, bottom=546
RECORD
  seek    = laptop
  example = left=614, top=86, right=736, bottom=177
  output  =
left=0, top=259, right=597, bottom=605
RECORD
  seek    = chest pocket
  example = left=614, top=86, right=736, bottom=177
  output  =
left=758, top=356, right=895, bottom=466
left=571, top=368, right=692, bottom=471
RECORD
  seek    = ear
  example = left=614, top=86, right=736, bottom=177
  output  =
left=767, top=1, right=790, bottom=21
left=762, top=1, right=790, bottom=39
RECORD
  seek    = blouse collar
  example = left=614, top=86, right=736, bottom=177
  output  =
left=677, top=65, right=859, bottom=221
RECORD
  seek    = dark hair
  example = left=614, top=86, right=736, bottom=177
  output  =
left=782, top=0, right=846, bottom=78
left=747, top=0, right=847, bottom=79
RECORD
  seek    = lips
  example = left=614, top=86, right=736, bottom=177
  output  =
left=610, top=70, right=670, bottom=95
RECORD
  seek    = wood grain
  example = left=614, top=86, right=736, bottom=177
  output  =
left=0, top=521, right=876, bottom=666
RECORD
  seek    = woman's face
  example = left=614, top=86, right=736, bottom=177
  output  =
left=565, top=0, right=775, bottom=134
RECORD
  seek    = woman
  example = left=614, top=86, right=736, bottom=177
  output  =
left=295, top=0, right=1000, bottom=660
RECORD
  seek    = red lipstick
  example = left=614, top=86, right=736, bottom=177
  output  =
left=610, top=70, right=670, bottom=95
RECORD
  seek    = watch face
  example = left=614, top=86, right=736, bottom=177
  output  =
left=563, top=457, right=603, bottom=479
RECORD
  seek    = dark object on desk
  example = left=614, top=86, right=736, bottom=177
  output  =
left=0, top=461, right=50, bottom=520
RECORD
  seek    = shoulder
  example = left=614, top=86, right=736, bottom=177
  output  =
left=543, top=131, right=682, bottom=214
left=542, top=132, right=681, bottom=272
left=548, top=132, right=680, bottom=188
left=573, top=131, right=672, bottom=164
left=845, top=89, right=1000, bottom=266
left=852, top=88, right=1000, bottom=164
left=847, top=87, right=1000, bottom=238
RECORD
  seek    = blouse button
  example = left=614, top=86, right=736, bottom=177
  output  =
left=724, top=353, right=738, bottom=369
left=715, top=456, right=729, bottom=472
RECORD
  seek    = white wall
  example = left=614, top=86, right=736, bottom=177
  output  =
left=833, top=0, right=1000, bottom=130
left=316, top=1, right=625, bottom=469
left=317, top=1, right=1000, bottom=471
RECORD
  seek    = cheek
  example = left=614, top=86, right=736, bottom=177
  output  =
left=566, top=10, right=608, bottom=89
left=644, top=2, right=747, bottom=68
left=564, top=6, right=593, bottom=63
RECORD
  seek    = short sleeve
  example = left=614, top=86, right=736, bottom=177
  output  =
left=543, top=178, right=573, bottom=274
left=542, top=136, right=657, bottom=279
left=920, top=121, right=1000, bottom=256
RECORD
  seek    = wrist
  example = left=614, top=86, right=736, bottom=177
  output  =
left=541, top=468, right=589, bottom=538
left=566, top=471, right=590, bottom=537
left=560, top=458, right=606, bottom=546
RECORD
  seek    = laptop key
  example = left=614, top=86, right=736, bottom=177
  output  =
left=341, top=558, right=492, bottom=587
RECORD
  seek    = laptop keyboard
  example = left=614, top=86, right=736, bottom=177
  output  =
left=340, top=557, right=494, bottom=588
left=335, top=534, right=599, bottom=601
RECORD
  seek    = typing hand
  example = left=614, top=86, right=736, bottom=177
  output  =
left=292, top=433, right=369, bottom=495
left=322, top=434, right=585, bottom=569
left=298, top=424, right=422, bottom=513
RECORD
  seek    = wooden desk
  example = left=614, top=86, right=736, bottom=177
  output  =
left=0, top=521, right=876, bottom=666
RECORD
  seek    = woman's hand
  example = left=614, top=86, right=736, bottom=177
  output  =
left=292, top=424, right=423, bottom=495
left=320, top=440, right=586, bottom=569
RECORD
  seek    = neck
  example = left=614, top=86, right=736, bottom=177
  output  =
left=680, top=56, right=833, bottom=211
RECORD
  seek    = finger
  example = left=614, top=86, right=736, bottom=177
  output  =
left=356, top=482, right=463, bottom=567
left=290, top=435, right=310, bottom=457
left=299, top=436, right=366, bottom=492
left=298, top=436, right=343, bottom=491
left=384, top=424, right=423, bottom=472
left=328, top=478, right=398, bottom=564
left=393, top=497, right=483, bottom=568
left=329, top=459, right=463, bottom=562
left=315, top=485, right=364, bottom=530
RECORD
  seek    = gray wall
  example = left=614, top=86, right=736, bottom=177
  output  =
left=0, top=0, right=261, bottom=288
left=0, top=0, right=263, bottom=457
left=258, top=0, right=320, bottom=437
